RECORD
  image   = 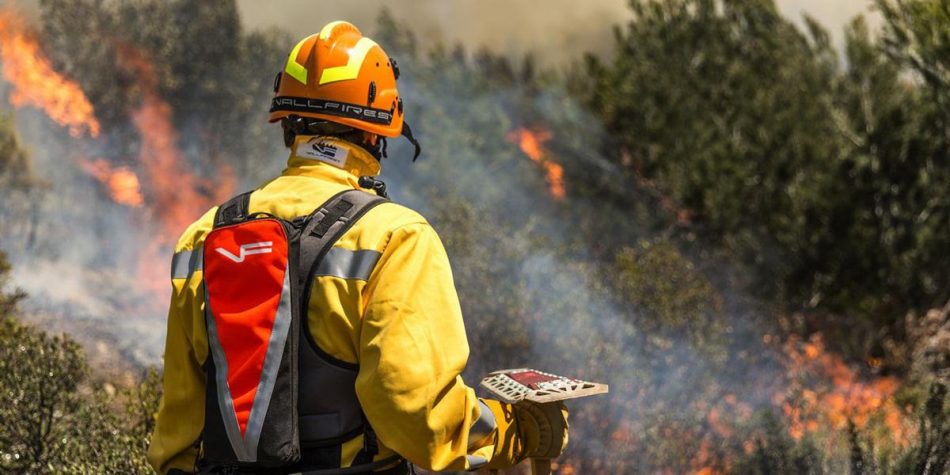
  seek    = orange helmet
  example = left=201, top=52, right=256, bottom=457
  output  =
left=269, top=21, right=404, bottom=138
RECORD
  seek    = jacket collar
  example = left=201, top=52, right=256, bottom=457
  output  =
left=282, top=135, right=380, bottom=183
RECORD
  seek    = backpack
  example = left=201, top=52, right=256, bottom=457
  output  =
left=198, top=188, right=401, bottom=473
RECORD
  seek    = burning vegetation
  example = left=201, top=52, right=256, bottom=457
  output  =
left=0, top=10, right=235, bottom=301
left=508, top=127, right=566, bottom=200
left=78, top=158, right=144, bottom=207
left=777, top=334, right=911, bottom=446
left=0, top=0, right=947, bottom=473
left=0, top=8, right=99, bottom=138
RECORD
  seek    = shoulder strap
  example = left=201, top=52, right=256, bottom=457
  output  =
left=297, top=189, right=387, bottom=288
left=212, top=190, right=253, bottom=228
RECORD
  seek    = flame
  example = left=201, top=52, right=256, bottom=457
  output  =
left=78, top=158, right=144, bottom=207
left=777, top=334, right=912, bottom=446
left=508, top=127, right=566, bottom=200
left=0, top=8, right=100, bottom=137
left=133, top=93, right=226, bottom=234
left=621, top=149, right=693, bottom=224
left=690, top=439, right=721, bottom=475
left=118, top=46, right=235, bottom=296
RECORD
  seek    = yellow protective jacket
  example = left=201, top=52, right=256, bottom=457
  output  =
left=147, top=136, right=503, bottom=473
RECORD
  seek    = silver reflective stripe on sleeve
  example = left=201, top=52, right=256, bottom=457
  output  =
left=468, top=400, right=498, bottom=449
left=170, top=247, right=203, bottom=280
left=314, top=248, right=381, bottom=281
left=466, top=455, right=489, bottom=470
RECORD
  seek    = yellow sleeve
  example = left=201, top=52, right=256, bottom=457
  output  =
left=147, top=240, right=211, bottom=474
left=356, top=223, right=497, bottom=471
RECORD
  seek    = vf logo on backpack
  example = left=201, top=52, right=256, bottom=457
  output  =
left=215, top=241, right=274, bottom=263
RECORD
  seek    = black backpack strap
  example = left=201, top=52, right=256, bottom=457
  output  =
left=297, top=189, right=387, bottom=290
left=213, top=190, right=254, bottom=228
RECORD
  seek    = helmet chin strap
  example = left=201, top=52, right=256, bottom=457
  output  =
left=401, top=122, right=422, bottom=162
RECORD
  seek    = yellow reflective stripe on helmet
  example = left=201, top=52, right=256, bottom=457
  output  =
left=319, top=20, right=348, bottom=40
left=319, top=37, right=378, bottom=85
left=284, top=35, right=313, bottom=85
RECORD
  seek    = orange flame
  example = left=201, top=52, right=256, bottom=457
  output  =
left=690, top=439, right=722, bottom=475
left=0, top=8, right=100, bottom=137
left=78, top=158, right=144, bottom=207
left=118, top=46, right=235, bottom=297
left=508, top=127, right=566, bottom=200
left=121, top=48, right=235, bottom=236
left=777, top=334, right=912, bottom=446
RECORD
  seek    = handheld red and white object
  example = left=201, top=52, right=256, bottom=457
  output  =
left=481, top=369, right=608, bottom=475
left=480, top=368, right=608, bottom=404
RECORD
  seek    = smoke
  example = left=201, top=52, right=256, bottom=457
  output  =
left=0, top=5, right=238, bottom=367
left=232, top=0, right=877, bottom=67
left=7, top=0, right=882, bottom=68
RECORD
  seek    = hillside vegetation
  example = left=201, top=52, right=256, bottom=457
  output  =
left=0, top=0, right=947, bottom=473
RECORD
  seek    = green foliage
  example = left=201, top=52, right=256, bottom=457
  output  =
left=0, top=114, right=37, bottom=250
left=0, top=250, right=24, bottom=316
left=792, top=12, right=949, bottom=355
left=585, top=0, right=950, bottom=347
left=0, top=251, right=160, bottom=473
left=0, top=114, right=31, bottom=190
left=615, top=238, right=725, bottom=357
left=889, top=383, right=949, bottom=475
left=0, top=314, right=85, bottom=472
left=732, top=414, right=824, bottom=475
left=587, top=0, right=842, bottom=244
left=878, top=0, right=950, bottom=107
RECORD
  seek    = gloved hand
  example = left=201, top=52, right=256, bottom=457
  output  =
left=481, top=398, right=569, bottom=469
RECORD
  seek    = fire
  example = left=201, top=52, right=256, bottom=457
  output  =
left=133, top=93, right=227, bottom=235
left=690, top=439, right=722, bottom=475
left=78, top=158, right=144, bottom=207
left=508, top=127, right=566, bottom=200
left=119, top=46, right=235, bottom=296
left=0, top=8, right=100, bottom=137
left=777, top=334, right=912, bottom=446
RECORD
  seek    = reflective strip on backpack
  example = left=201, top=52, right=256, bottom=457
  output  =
left=205, top=297, right=252, bottom=461
left=205, top=254, right=293, bottom=462
left=245, top=267, right=294, bottom=458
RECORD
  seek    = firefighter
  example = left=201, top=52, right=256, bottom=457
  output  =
left=147, top=21, right=568, bottom=474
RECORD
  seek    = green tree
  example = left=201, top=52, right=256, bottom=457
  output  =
left=585, top=0, right=950, bottom=347
left=586, top=0, right=844, bottom=303
left=808, top=14, right=950, bottom=349
left=40, top=0, right=292, bottom=183
left=878, top=0, right=950, bottom=112
left=0, top=251, right=159, bottom=473
left=0, top=114, right=31, bottom=190
left=0, top=114, right=36, bottom=258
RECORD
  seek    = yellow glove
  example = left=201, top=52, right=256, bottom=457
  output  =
left=481, top=398, right=569, bottom=469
